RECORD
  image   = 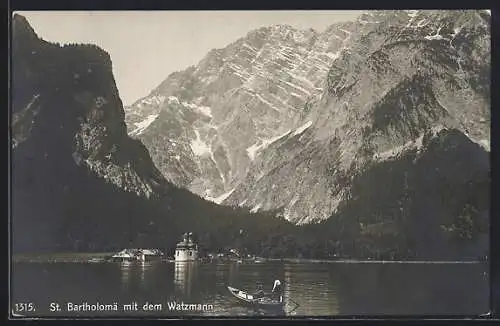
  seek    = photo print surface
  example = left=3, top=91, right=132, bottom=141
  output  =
left=10, top=10, right=490, bottom=318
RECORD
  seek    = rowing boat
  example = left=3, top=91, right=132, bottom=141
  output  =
left=227, top=286, right=284, bottom=309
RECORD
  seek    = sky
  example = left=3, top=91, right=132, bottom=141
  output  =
left=17, top=11, right=362, bottom=106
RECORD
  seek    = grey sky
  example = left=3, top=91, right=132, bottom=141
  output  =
left=18, top=11, right=362, bottom=105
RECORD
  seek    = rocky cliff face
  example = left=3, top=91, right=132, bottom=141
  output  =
left=12, top=15, right=170, bottom=199
left=11, top=14, right=175, bottom=251
left=127, top=10, right=490, bottom=232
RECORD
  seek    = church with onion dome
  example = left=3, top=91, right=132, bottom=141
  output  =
left=175, top=232, right=198, bottom=262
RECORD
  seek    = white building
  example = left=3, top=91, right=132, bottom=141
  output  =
left=175, top=232, right=198, bottom=262
left=111, top=249, right=136, bottom=262
left=111, top=248, right=164, bottom=262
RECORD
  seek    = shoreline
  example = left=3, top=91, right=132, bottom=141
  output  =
left=11, top=253, right=485, bottom=264
left=277, top=258, right=483, bottom=264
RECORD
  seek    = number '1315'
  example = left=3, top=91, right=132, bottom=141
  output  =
left=14, top=303, right=35, bottom=312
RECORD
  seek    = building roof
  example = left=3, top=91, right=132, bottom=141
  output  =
left=140, top=248, right=164, bottom=255
left=112, top=248, right=164, bottom=258
left=112, top=250, right=135, bottom=258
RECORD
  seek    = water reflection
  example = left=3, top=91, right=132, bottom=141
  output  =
left=119, top=261, right=154, bottom=291
left=215, top=262, right=226, bottom=287
left=228, top=262, right=239, bottom=285
left=332, top=262, right=489, bottom=315
left=139, top=261, right=153, bottom=289
left=283, top=268, right=294, bottom=315
left=282, top=264, right=339, bottom=316
left=174, top=261, right=197, bottom=296
left=120, top=261, right=132, bottom=290
left=14, top=261, right=489, bottom=317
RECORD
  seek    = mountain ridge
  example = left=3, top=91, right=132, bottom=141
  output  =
left=125, top=10, right=489, bottom=227
left=125, top=19, right=357, bottom=204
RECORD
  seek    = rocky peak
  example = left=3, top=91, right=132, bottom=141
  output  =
left=124, top=19, right=355, bottom=200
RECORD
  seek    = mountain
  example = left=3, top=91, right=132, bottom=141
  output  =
left=126, top=10, right=490, bottom=230
left=10, top=14, right=293, bottom=254
left=125, top=22, right=356, bottom=202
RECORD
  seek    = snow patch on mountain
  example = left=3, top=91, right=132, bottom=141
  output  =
left=287, top=72, right=315, bottom=87
left=424, top=26, right=445, bottom=40
left=255, top=94, right=281, bottom=112
left=242, top=43, right=258, bottom=53
left=130, top=114, right=159, bottom=136
left=373, top=125, right=448, bottom=161
left=246, top=129, right=292, bottom=160
left=246, top=143, right=261, bottom=161
left=292, top=121, right=313, bottom=136
left=339, top=28, right=352, bottom=36
left=250, top=202, right=262, bottom=213
left=479, top=139, right=490, bottom=151
left=168, top=96, right=180, bottom=105
left=405, top=10, right=419, bottom=18
left=181, top=101, right=213, bottom=118
left=206, top=188, right=236, bottom=204
left=282, top=195, right=300, bottom=221
left=190, top=130, right=211, bottom=156
left=280, top=79, right=312, bottom=96
left=137, top=95, right=165, bottom=108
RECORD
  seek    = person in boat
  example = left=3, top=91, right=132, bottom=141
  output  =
left=253, top=283, right=265, bottom=299
left=271, top=279, right=283, bottom=302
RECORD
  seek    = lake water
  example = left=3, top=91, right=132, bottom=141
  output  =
left=11, top=260, right=489, bottom=317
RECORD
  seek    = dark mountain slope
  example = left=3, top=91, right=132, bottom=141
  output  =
left=10, top=14, right=293, bottom=254
left=305, top=128, right=489, bottom=260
